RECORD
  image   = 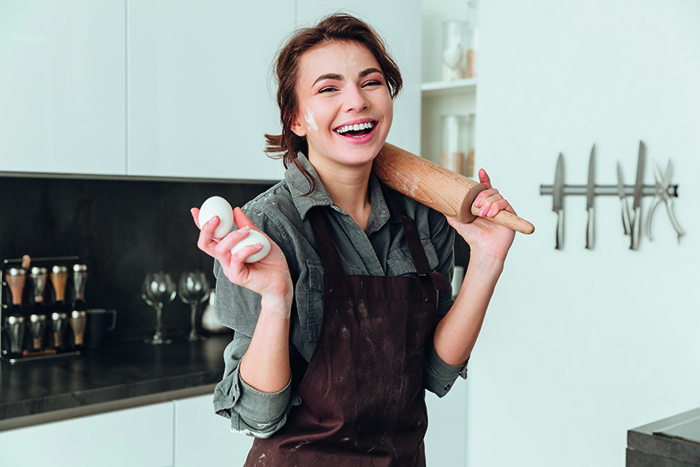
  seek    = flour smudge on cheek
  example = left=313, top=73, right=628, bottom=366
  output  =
left=304, top=107, right=318, bottom=131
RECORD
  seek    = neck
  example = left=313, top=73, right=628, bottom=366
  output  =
left=310, top=157, right=373, bottom=230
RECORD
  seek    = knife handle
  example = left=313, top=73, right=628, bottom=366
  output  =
left=555, top=210, right=564, bottom=250
left=585, top=207, right=595, bottom=250
left=620, top=199, right=631, bottom=235
left=630, top=206, right=642, bottom=250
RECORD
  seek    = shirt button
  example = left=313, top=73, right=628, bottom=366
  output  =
left=444, top=384, right=451, bottom=391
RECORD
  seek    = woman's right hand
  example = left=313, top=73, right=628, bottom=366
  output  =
left=191, top=206, right=293, bottom=317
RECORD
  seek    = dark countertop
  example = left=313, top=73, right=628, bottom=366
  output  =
left=627, top=407, right=700, bottom=466
left=0, top=334, right=230, bottom=426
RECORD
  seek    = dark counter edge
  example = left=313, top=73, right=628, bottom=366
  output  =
left=627, top=407, right=700, bottom=466
left=0, top=382, right=218, bottom=432
left=0, top=335, right=231, bottom=432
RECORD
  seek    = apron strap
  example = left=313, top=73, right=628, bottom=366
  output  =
left=307, top=208, right=344, bottom=273
left=381, top=184, right=450, bottom=294
left=306, top=185, right=449, bottom=294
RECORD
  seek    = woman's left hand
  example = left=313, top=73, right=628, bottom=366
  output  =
left=446, top=169, right=516, bottom=263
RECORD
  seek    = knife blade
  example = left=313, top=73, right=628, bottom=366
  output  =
left=552, top=153, right=565, bottom=250
left=630, top=141, right=646, bottom=250
left=585, top=145, right=596, bottom=249
left=617, top=162, right=631, bottom=235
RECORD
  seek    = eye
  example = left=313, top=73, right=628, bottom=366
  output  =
left=319, top=86, right=338, bottom=94
left=362, top=79, right=383, bottom=88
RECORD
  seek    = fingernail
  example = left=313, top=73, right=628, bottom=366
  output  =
left=488, top=207, right=496, bottom=217
left=208, top=216, right=218, bottom=224
left=240, top=226, right=250, bottom=233
left=479, top=207, right=486, bottom=217
left=474, top=198, right=482, bottom=208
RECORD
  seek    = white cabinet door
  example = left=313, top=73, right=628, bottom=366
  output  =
left=173, top=394, right=253, bottom=467
left=0, top=402, right=175, bottom=467
left=295, top=0, right=422, bottom=155
left=127, top=1, right=294, bottom=181
left=0, top=0, right=126, bottom=175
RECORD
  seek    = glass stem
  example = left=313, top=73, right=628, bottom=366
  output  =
left=155, top=303, right=163, bottom=338
left=190, top=302, right=198, bottom=334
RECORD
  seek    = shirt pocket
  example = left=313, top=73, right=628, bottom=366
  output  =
left=386, top=239, right=440, bottom=277
left=296, top=259, right=324, bottom=343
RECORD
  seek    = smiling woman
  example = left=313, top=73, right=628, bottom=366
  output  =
left=191, top=12, right=518, bottom=467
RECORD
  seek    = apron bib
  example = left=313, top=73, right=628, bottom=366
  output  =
left=245, top=187, right=448, bottom=467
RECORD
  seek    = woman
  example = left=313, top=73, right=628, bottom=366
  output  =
left=192, top=13, right=515, bottom=466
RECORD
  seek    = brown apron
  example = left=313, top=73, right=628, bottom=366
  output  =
left=245, top=187, right=448, bottom=467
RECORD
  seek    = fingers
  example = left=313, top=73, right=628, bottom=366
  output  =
left=471, top=170, right=517, bottom=218
left=478, top=169, right=492, bottom=189
left=233, top=207, right=257, bottom=230
left=196, top=214, right=221, bottom=255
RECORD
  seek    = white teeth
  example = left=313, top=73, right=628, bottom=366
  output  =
left=336, top=122, right=375, bottom=134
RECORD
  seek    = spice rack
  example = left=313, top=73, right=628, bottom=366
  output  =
left=1, top=256, right=86, bottom=363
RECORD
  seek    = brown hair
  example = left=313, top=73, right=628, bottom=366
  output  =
left=265, top=13, right=403, bottom=193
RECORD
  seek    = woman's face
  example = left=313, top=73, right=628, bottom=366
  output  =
left=291, top=40, right=393, bottom=172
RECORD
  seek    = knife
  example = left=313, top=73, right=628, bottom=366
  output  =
left=585, top=145, right=596, bottom=249
left=552, top=153, right=565, bottom=250
left=630, top=141, right=646, bottom=250
left=617, top=162, right=631, bottom=235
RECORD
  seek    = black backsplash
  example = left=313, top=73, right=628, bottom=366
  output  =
left=1, top=175, right=469, bottom=345
left=0, top=175, right=273, bottom=344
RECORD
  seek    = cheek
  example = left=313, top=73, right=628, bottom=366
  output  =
left=304, top=107, right=318, bottom=131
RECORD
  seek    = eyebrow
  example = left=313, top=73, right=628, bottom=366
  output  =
left=311, top=67, right=384, bottom=87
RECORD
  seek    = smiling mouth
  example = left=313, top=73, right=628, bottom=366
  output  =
left=334, top=121, right=376, bottom=138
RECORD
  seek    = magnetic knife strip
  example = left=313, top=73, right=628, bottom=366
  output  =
left=539, top=141, right=683, bottom=250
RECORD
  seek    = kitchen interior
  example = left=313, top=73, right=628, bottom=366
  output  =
left=1, top=1, right=698, bottom=466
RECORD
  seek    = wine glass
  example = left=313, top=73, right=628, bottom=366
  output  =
left=442, top=20, right=466, bottom=81
left=142, top=272, right=176, bottom=345
left=178, top=271, right=211, bottom=342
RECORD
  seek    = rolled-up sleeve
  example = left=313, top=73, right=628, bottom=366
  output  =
left=212, top=331, right=293, bottom=438
left=423, top=343, right=469, bottom=397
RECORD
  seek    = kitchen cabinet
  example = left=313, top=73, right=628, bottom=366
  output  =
left=295, top=0, right=422, bottom=154
left=1, top=1, right=425, bottom=180
left=0, top=0, right=126, bottom=176
left=173, top=394, right=253, bottom=467
left=0, top=402, right=174, bottom=467
left=126, top=0, right=294, bottom=181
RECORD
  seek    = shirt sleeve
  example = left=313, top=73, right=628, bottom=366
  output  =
left=212, top=332, right=293, bottom=438
left=211, top=259, right=294, bottom=438
left=422, top=208, right=470, bottom=397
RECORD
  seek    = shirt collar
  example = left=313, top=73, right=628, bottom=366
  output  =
left=285, top=154, right=334, bottom=220
left=284, top=154, right=393, bottom=232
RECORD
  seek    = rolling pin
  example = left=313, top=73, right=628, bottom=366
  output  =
left=374, top=143, right=535, bottom=234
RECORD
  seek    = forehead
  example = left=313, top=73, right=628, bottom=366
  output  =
left=297, top=41, right=381, bottom=81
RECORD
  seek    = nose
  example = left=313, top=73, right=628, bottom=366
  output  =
left=343, top=84, right=369, bottom=113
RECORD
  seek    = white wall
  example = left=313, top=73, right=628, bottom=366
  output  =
left=470, top=1, right=700, bottom=466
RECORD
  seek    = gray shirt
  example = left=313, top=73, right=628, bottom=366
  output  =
left=212, top=154, right=468, bottom=438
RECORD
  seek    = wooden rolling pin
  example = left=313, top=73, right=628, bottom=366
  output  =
left=374, top=143, right=535, bottom=234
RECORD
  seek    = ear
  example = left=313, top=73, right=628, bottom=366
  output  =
left=290, top=112, right=307, bottom=138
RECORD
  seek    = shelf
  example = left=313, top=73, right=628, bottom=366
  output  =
left=421, top=78, right=477, bottom=98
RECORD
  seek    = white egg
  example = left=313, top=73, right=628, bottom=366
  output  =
left=198, top=196, right=234, bottom=239
left=231, top=230, right=271, bottom=263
